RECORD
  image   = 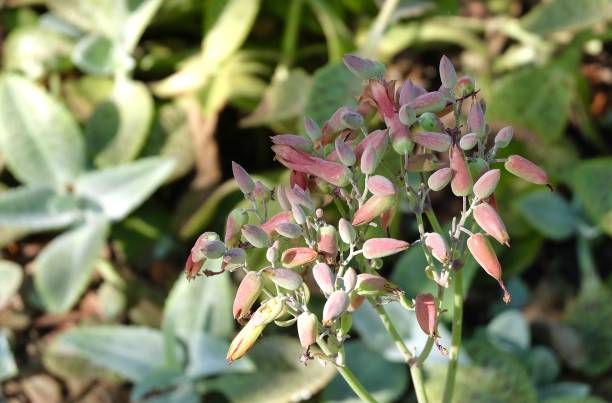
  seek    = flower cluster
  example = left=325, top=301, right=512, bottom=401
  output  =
left=184, top=54, right=549, bottom=370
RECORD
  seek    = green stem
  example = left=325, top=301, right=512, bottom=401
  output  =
left=577, top=233, right=601, bottom=294
left=279, top=0, right=303, bottom=70
left=442, top=269, right=463, bottom=403
left=361, top=0, right=400, bottom=58
left=317, top=340, right=376, bottom=403
left=425, top=208, right=445, bottom=238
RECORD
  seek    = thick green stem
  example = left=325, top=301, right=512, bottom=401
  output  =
left=317, top=340, right=376, bottom=402
left=279, top=0, right=303, bottom=70
left=442, top=269, right=463, bottom=403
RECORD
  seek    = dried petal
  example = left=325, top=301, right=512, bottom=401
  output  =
left=405, top=153, right=442, bottom=172
left=362, top=238, right=410, bottom=259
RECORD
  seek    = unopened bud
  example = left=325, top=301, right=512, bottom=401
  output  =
left=242, top=225, right=269, bottom=248
left=263, top=268, right=303, bottom=290
left=281, top=247, right=318, bottom=268
left=318, top=225, right=339, bottom=258
left=450, top=144, right=473, bottom=196
left=504, top=155, right=550, bottom=187
left=468, top=101, right=485, bottom=137
left=343, top=267, right=357, bottom=293
left=410, top=131, right=451, bottom=152
left=473, top=169, right=500, bottom=199
left=224, top=209, right=248, bottom=247
left=201, top=239, right=226, bottom=259
left=473, top=202, right=509, bottom=246
left=415, top=293, right=436, bottom=335
left=404, top=91, right=447, bottom=115
left=232, top=161, right=255, bottom=194
left=191, top=231, right=220, bottom=262
left=322, top=290, right=349, bottom=326
left=428, top=167, right=453, bottom=191
left=363, top=238, right=410, bottom=259
left=338, top=218, right=356, bottom=244
left=352, top=195, right=395, bottom=226
left=313, top=262, right=335, bottom=295
left=424, top=233, right=448, bottom=263
left=291, top=204, right=306, bottom=225
left=341, top=110, right=364, bottom=129
left=418, top=112, right=444, bottom=132
left=398, top=105, right=417, bottom=126
left=360, top=131, right=389, bottom=174
left=355, top=273, right=398, bottom=296
left=335, top=137, right=356, bottom=166
left=275, top=222, right=302, bottom=239
left=223, top=248, right=247, bottom=270
left=494, top=126, right=513, bottom=148
left=439, top=55, right=457, bottom=89
left=399, top=79, right=426, bottom=104
left=367, top=175, right=396, bottom=197
left=303, top=116, right=321, bottom=142
left=261, top=211, right=292, bottom=236
left=454, top=75, right=475, bottom=97
left=233, top=272, right=263, bottom=320
left=266, top=243, right=278, bottom=264
left=297, top=312, right=318, bottom=348
left=343, top=54, right=385, bottom=81
left=467, top=233, right=510, bottom=303
left=271, top=134, right=312, bottom=152
left=275, top=186, right=291, bottom=210
left=459, top=132, right=478, bottom=150
left=405, top=153, right=442, bottom=172
left=287, top=186, right=314, bottom=212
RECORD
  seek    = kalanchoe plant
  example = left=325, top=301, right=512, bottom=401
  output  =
left=185, top=54, right=550, bottom=403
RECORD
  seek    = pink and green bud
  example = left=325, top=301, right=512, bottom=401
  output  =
left=341, top=110, right=364, bottom=129
left=468, top=158, right=489, bottom=180
left=403, top=91, right=447, bottom=115
left=335, top=137, right=356, bottom=167
left=352, top=194, right=395, bottom=226
left=271, top=134, right=312, bottom=152
left=343, top=54, right=386, bottom=81
left=455, top=75, right=475, bottom=97
left=286, top=185, right=315, bottom=212
left=355, top=273, right=399, bottom=296
left=473, top=202, right=510, bottom=246
left=468, top=101, right=485, bottom=137
left=424, top=232, right=448, bottom=264
left=275, top=222, right=302, bottom=239
left=416, top=293, right=437, bottom=336
left=275, top=186, right=291, bottom=210
left=354, top=130, right=386, bottom=161
left=291, top=204, right=306, bottom=225
left=359, top=133, right=388, bottom=174
left=232, top=161, right=255, bottom=194
left=410, top=131, right=452, bottom=152
left=459, top=132, right=479, bottom=150
left=297, top=312, right=319, bottom=348
left=338, top=218, right=356, bottom=244
left=242, top=224, right=270, bottom=248
left=504, top=155, right=550, bottom=187
left=494, top=126, right=513, bottom=148
left=303, top=116, right=321, bottom=142
left=281, top=247, right=318, bottom=268
left=224, top=208, right=248, bottom=247
left=390, top=125, right=414, bottom=155
left=362, top=238, right=410, bottom=259
left=450, top=144, right=473, bottom=196
left=367, top=175, right=396, bottom=197
left=473, top=169, right=500, bottom=200
left=439, top=55, right=457, bottom=89
left=233, top=271, right=263, bottom=320
left=262, top=268, right=303, bottom=290
left=343, top=267, right=357, bottom=293
left=201, top=239, right=226, bottom=259
left=272, top=144, right=352, bottom=187
left=223, top=248, right=247, bottom=270
left=321, top=106, right=353, bottom=143
left=313, top=262, right=335, bottom=295
left=322, top=290, right=349, bottom=326
left=417, top=112, right=445, bottom=132
left=428, top=167, right=453, bottom=191
left=190, top=231, right=220, bottom=261
left=318, top=225, right=339, bottom=258
left=399, top=80, right=427, bottom=104
left=467, top=233, right=511, bottom=303
left=405, top=153, right=442, bottom=172
left=261, top=211, right=292, bottom=236
left=398, top=105, right=417, bottom=126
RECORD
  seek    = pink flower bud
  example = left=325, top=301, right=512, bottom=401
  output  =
left=473, top=169, right=500, bottom=200
left=313, top=262, right=335, bottom=295
left=291, top=204, right=306, bottom=225
left=184, top=255, right=204, bottom=280
left=450, top=144, right=473, bottom=196
left=459, top=132, right=478, bottom=150
left=468, top=101, right=485, bottom=137
left=473, top=202, right=509, bottom=246
left=224, top=209, right=248, bottom=247
left=424, top=233, right=448, bottom=264
left=403, top=91, right=447, bottom=115
left=405, top=153, right=442, bottom=172
left=369, top=80, right=396, bottom=123
left=398, top=105, right=417, bottom=126
left=428, top=167, right=453, bottom=191
left=233, top=271, right=263, bottom=320
left=271, top=134, right=312, bottom=152
left=318, top=225, right=338, bottom=258
left=410, top=131, right=452, bottom=152
left=303, top=116, right=321, bottom=142
left=190, top=231, right=220, bottom=261
left=335, top=137, right=356, bottom=166
left=399, top=79, right=426, bottom=104
left=232, top=161, right=255, bottom=194
left=338, top=218, right=356, bottom=244
left=343, top=54, right=386, bottom=81
left=494, top=126, right=513, bottom=148
left=455, top=75, right=475, bottom=97
left=362, top=238, right=410, bottom=259
left=367, top=175, right=396, bottom=197
left=343, top=267, right=357, bottom=293
left=275, top=186, right=291, bottom=210
left=261, top=211, right=292, bottom=236
left=262, top=268, right=303, bottom=290
left=297, top=312, right=319, bottom=348
left=201, top=239, right=226, bottom=259
left=322, top=290, right=349, bottom=326
left=504, top=155, right=550, bottom=187
left=286, top=185, right=315, bottom=212
left=242, top=224, right=270, bottom=248
left=341, top=110, right=364, bottom=129
left=418, top=112, right=445, bottom=132
left=275, top=222, right=302, bottom=239
left=321, top=107, right=353, bottom=143
left=390, top=125, right=414, bottom=155
left=355, top=273, right=398, bottom=296
left=359, top=130, right=389, bottom=175
left=281, top=247, right=318, bottom=268
left=467, top=233, right=511, bottom=303
left=416, top=293, right=437, bottom=335
left=354, top=129, right=386, bottom=162
left=352, top=194, right=395, bottom=226
left=439, top=55, right=457, bottom=89
left=272, top=144, right=352, bottom=187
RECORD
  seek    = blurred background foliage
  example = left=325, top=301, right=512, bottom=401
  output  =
left=0, top=0, right=611, bottom=402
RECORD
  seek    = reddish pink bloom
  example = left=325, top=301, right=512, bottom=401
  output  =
left=272, top=144, right=351, bottom=187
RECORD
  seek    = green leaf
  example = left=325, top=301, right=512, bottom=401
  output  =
left=122, top=0, right=164, bottom=52
left=0, top=260, right=23, bottom=309
left=240, top=69, right=312, bottom=127
left=203, top=336, right=336, bottom=403
left=63, top=76, right=114, bottom=121
left=185, top=333, right=254, bottom=379
left=568, top=158, right=612, bottom=236
left=140, top=384, right=200, bottom=403
left=486, top=309, right=531, bottom=352
left=303, top=63, right=360, bottom=125
left=0, top=73, right=85, bottom=187
left=526, top=346, right=560, bottom=385
left=72, top=34, right=116, bottom=75
left=163, top=266, right=234, bottom=340
left=539, top=382, right=592, bottom=401
left=52, top=325, right=169, bottom=381
left=86, top=79, right=154, bottom=167
left=0, top=332, right=18, bottom=382
left=74, top=157, right=174, bottom=221
left=33, top=215, right=109, bottom=313
left=513, top=190, right=577, bottom=240
left=522, top=0, right=612, bottom=35
left=131, top=366, right=184, bottom=402
left=322, top=341, right=407, bottom=403
left=486, top=62, right=575, bottom=141
left=0, top=186, right=81, bottom=231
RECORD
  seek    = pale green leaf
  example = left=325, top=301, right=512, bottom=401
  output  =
left=185, top=333, right=254, bottom=379
left=486, top=309, right=531, bottom=352
left=568, top=158, right=612, bottom=236
left=0, top=73, right=85, bottom=187
left=526, top=346, right=560, bottom=385
left=72, top=34, right=116, bottom=75
left=63, top=76, right=114, bottom=121
left=131, top=367, right=184, bottom=402
left=141, top=385, right=200, bottom=403
left=0, top=260, right=23, bottom=309
left=74, top=157, right=174, bottom=221
left=513, top=190, right=577, bottom=240
left=33, top=215, right=109, bottom=313
left=522, top=0, right=612, bottom=35
left=123, top=0, right=164, bottom=52
left=0, top=332, right=18, bottom=382
left=86, top=79, right=154, bottom=167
